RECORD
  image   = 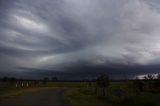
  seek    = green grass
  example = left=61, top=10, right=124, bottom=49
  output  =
left=46, top=82, right=86, bottom=88
left=65, top=81, right=160, bottom=106
left=65, top=88, right=160, bottom=106
left=65, top=89, right=108, bottom=106
left=1, top=81, right=160, bottom=106
left=0, top=81, right=86, bottom=97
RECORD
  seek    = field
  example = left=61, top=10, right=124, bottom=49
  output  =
left=0, top=81, right=85, bottom=97
left=0, top=80, right=160, bottom=106
left=65, top=81, right=160, bottom=106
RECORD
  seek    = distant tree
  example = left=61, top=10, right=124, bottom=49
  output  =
left=1, top=77, right=9, bottom=82
left=133, top=78, right=144, bottom=92
left=145, top=74, right=155, bottom=90
left=153, top=74, right=160, bottom=88
left=43, top=77, right=49, bottom=84
left=143, top=76, right=148, bottom=80
left=96, top=74, right=110, bottom=97
left=88, top=80, right=92, bottom=87
left=157, top=74, right=160, bottom=79
left=9, top=77, right=17, bottom=84
left=146, top=74, right=154, bottom=80
left=52, top=76, right=58, bottom=82
left=34, top=81, right=39, bottom=85
left=157, top=74, right=160, bottom=88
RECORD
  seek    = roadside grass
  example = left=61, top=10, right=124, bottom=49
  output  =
left=0, top=84, right=24, bottom=96
left=65, top=81, right=160, bottom=106
left=0, top=81, right=86, bottom=97
left=0, top=84, right=54, bottom=97
left=1, top=81, right=160, bottom=106
left=65, top=89, right=108, bottom=106
left=46, top=82, right=86, bottom=88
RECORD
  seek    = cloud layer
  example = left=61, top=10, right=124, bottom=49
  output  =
left=1, top=0, right=160, bottom=79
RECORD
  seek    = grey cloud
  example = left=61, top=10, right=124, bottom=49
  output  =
left=0, top=0, right=160, bottom=79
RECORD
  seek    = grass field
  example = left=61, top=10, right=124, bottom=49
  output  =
left=0, top=81, right=160, bottom=106
left=65, top=88, right=160, bottom=106
left=0, top=81, right=85, bottom=97
left=65, top=81, right=160, bottom=106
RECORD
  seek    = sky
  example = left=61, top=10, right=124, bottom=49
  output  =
left=0, top=0, right=160, bottom=79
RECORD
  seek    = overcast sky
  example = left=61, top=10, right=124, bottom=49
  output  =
left=0, top=0, right=160, bottom=79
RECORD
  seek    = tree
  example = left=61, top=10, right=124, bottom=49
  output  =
left=146, top=74, right=154, bottom=80
left=34, top=80, right=39, bottom=85
left=52, top=76, right=58, bottom=82
left=133, top=78, right=144, bottom=92
left=154, top=74, right=160, bottom=88
left=1, top=77, right=8, bottom=82
left=43, top=77, right=49, bottom=84
left=157, top=74, right=160, bottom=88
left=145, top=74, right=155, bottom=89
left=96, top=74, right=110, bottom=97
left=157, top=74, right=160, bottom=79
left=9, top=77, right=17, bottom=84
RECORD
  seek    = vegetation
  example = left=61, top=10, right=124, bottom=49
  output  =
left=65, top=75, right=160, bottom=106
left=0, top=78, right=86, bottom=97
left=0, top=75, right=160, bottom=106
left=65, top=81, right=160, bottom=106
left=96, top=74, right=110, bottom=97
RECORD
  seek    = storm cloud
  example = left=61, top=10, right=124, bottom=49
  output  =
left=0, top=0, right=160, bottom=79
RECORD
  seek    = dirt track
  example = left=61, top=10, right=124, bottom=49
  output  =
left=0, top=88, right=70, bottom=106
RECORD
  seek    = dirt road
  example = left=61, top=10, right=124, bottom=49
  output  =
left=0, top=88, right=70, bottom=106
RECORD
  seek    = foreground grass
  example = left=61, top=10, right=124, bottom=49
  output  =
left=0, top=85, right=56, bottom=97
left=65, top=84, right=160, bottom=106
left=65, top=89, right=109, bottom=106
left=0, top=81, right=85, bottom=97
left=1, top=81, right=160, bottom=106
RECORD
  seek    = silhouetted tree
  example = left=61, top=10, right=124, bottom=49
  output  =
left=1, top=77, right=8, bottom=82
left=88, top=80, right=92, bottom=87
left=153, top=74, right=160, bottom=88
left=34, top=81, right=39, bottom=85
left=52, top=76, right=58, bottom=82
left=96, top=74, right=110, bottom=97
left=146, top=74, right=154, bottom=80
left=157, top=74, right=160, bottom=88
left=146, top=74, right=155, bottom=89
left=43, top=77, right=49, bottom=84
left=133, top=78, right=144, bottom=92
left=157, top=74, right=160, bottom=79
left=144, top=76, right=148, bottom=80
left=9, top=77, right=17, bottom=84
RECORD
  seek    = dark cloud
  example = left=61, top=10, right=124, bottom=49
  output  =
left=0, top=0, right=160, bottom=79
left=14, top=63, right=160, bottom=80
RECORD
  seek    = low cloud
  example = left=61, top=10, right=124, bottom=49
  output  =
left=0, top=0, right=160, bottom=79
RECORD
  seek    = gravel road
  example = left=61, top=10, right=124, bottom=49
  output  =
left=0, top=88, right=70, bottom=106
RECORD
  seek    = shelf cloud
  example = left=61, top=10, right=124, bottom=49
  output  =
left=0, top=0, right=160, bottom=79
